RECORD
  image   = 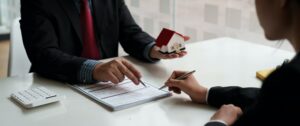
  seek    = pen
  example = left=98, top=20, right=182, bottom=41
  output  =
left=159, top=70, right=196, bottom=90
left=139, top=79, right=147, bottom=87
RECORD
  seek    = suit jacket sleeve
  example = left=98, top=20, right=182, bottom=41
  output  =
left=118, top=0, right=155, bottom=61
left=20, top=0, right=86, bottom=83
left=232, top=65, right=300, bottom=126
left=208, top=86, right=260, bottom=111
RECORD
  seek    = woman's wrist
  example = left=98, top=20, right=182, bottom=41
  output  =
left=190, top=86, right=208, bottom=104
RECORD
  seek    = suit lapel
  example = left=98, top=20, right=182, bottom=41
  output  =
left=57, top=0, right=83, bottom=44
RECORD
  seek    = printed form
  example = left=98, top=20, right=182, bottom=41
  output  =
left=71, top=79, right=171, bottom=111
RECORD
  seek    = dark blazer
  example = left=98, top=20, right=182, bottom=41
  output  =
left=20, top=0, right=154, bottom=83
left=206, top=53, right=300, bottom=126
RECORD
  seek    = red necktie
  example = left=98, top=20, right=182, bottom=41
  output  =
left=80, top=0, right=100, bottom=59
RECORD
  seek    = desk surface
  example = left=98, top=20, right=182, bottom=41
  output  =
left=0, top=38, right=295, bottom=126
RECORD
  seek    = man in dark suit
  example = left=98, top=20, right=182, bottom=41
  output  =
left=20, top=0, right=187, bottom=84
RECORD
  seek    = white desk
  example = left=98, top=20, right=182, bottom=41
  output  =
left=0, top=38, right=295, bottom=126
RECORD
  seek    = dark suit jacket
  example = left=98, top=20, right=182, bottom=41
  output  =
left=207, top=53, right=300, bottom=126
left=20, top=0, right=154, bottom=83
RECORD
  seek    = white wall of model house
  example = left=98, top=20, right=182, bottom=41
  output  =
left=160, top=34, right=185, bottom=53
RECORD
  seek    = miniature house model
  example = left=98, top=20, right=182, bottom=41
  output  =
left=156, top=28, right=188, bottom=54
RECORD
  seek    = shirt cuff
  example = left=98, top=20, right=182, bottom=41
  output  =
left=143, top=42, right=160, bottom=63
left=79, top=60, right=100, bottom=84
left=206, top=88, right=211, bottom=104
left=205, top=120, right=228, bottom=126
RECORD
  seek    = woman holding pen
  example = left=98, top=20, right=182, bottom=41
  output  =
left=165, top=0, right=300, bottom=126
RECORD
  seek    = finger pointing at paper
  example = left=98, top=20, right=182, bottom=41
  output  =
left=93, top=58, right=141, bottom=85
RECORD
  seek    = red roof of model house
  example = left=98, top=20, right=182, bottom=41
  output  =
left=156, top=28, right=189, bottom=48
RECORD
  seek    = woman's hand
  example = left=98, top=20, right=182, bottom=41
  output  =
left=210, top=104, right=243, bottom=126
left=165, top=70, right=208, bottom=104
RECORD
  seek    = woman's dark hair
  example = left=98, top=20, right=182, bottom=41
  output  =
left=291, top=0, right=300, bottom=8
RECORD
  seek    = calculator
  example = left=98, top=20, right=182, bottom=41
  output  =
left=11, top=87, right=63, bottom=108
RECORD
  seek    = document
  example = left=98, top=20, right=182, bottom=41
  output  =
left=71, top=79, right=171, bottom=111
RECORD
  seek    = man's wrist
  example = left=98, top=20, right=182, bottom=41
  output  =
left=144, top=42, right=159, bottom=62
left=79, top=60, right=100, bottom=84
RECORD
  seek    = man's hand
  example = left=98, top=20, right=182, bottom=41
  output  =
left=150, top=36, right=190, bottom=60
left=150, top=46, right=187, bottom=59
left=210, top=104, right=243, bottom=126
left=165, top=71, right=208, bottom=104
left=92, top=58, right=141, bottom=85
